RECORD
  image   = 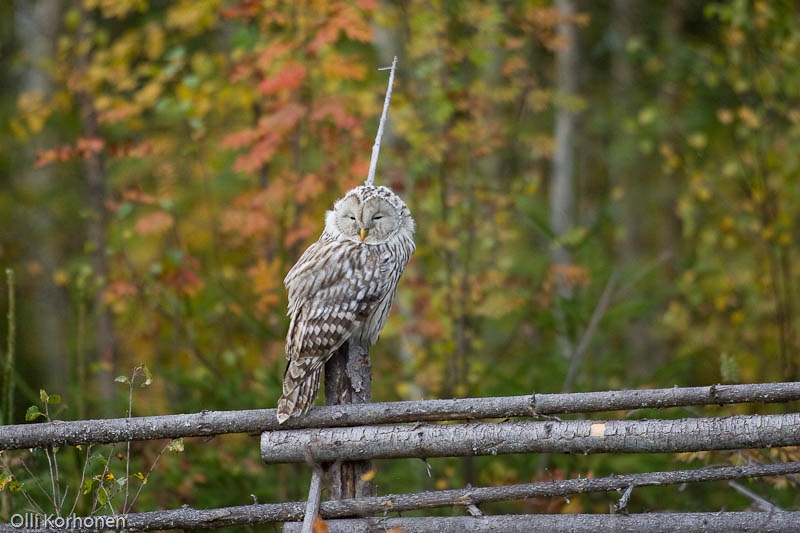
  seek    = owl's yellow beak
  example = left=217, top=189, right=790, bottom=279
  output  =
left=360, top=228, right=369, bottom=241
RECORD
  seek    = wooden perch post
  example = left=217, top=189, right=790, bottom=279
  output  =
left=324, top=342, right=372, bottom=499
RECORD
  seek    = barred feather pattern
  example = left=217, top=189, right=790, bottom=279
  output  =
left=277, top=186, right=415, bottom=423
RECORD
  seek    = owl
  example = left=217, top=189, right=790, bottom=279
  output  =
left=276, top=185, right=415, bottom=424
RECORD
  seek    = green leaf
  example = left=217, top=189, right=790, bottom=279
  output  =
left=25, top=405, right=43, bottom=422
left=0, top=472, right=13, bottom=491
left=115, top=375, right=129, bottom=384
left=116, top=202, right=134, bottom=219
left=720, top=352, right=740, bottom=383
left=555, top=226, right=588, bottom=248
left=139, top=364, right=153, bottom=387
left=167, top=438, right=184, bottom=452
left=47, top=394, right=61, bottom=405
left=39, top=389, right=48, bottom=403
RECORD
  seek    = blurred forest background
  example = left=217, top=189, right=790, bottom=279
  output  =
left=1, top=0, right=799, bottom=523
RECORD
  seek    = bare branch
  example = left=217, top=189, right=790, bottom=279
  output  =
left=4, top=461, right=798, bottom=531
left=3, top=382, right=800, bottom=450
left=262, top=413, right=800, bottom=463
left=563, top=269, right=620, bottom=392
left=728, top=480, right=783, bottom=512
left=365, top=56, right=397, bottom=187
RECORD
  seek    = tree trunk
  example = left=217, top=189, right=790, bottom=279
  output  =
left=12, top=0, right=69, bottom=414
left=76, top=18, right=117, bottom=414
left=550, top=0, right=578, bottom=267
left=550, top=0, right=580, bottom=366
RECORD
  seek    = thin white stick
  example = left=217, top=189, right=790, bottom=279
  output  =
left=301, top=465, right=324, bottom=533
left=365, top=56, right=398, bottom=187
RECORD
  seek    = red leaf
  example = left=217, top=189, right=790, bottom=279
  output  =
left=312, top=98, right=360, bottom=130
left=222, top=129, right=256, bottom=150
left=258, top=62, right=306, bottom=95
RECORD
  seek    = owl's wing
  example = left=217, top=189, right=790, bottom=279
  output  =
left=283, top=240, right=395, bottom=365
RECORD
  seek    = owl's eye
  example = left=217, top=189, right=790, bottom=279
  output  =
left=348, top=216, right=356, bottom=221
left=372, top=215, right=383, bottom=220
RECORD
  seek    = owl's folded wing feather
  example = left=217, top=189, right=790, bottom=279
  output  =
left=283, top=240, right=395, bottom=366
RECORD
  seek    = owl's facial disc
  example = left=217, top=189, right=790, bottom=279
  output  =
left=333, top=195, right=397, bottom=244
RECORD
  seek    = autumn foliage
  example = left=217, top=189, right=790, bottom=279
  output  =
left=1, top=0, right=799, bottom=520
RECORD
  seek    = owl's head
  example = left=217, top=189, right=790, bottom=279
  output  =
left=324, top=185, right=414, bottom=244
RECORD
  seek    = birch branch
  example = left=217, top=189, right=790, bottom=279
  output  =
left=262, top=413, right=800, bottom=463
left=3, top=382, right=800, bottom=450
left=364, top=56, right=397, bottom=187
left=284, top=512, right=800, bottom=533
left=728, top=480, right=783, bottom=512
left=4, top=462, right=798, bottom=531
left=301, top=466, right=323, bottom=533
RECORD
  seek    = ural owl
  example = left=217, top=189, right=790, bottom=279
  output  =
left=276, top=185, right=415, bottom=424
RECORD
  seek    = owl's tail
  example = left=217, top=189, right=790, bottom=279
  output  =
left=276, top=362, right=322, bottom=424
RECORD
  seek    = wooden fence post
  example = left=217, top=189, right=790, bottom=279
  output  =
left=324, top=341, right=372, bottom=499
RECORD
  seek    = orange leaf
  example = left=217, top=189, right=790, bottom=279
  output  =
left=256, top=40, right=293, bottom=70
left=97, top=103, right=141, bottom=124
left=34, top=146, right=74, bottom=168
left=134, top=211, right=174, bottom=236
left=312, top=516, right=328, bottom=533
left=296, top=173, right=325, bottom=202
left=77, top=137, right=105, bottom=153
left=248, top=258, right=282, bottom=316
left=321, top=54, right=367, bottom=81
left=248, top=258, right=280, bottom=294
left=122, top=189, right=161, bottom=205
left=232, top=136, right=278, bottom=173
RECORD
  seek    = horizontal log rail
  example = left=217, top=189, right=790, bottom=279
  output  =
left=2, top=381, right=799, bottom=450
left=282, top=512, right=800, bottom=533
left=261, top=413, right=800, bottom=463
left=2, top=461, right=798, bottom=531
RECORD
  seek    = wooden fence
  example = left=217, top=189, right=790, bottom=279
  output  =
left=1, top=381, right=800, bottom=531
